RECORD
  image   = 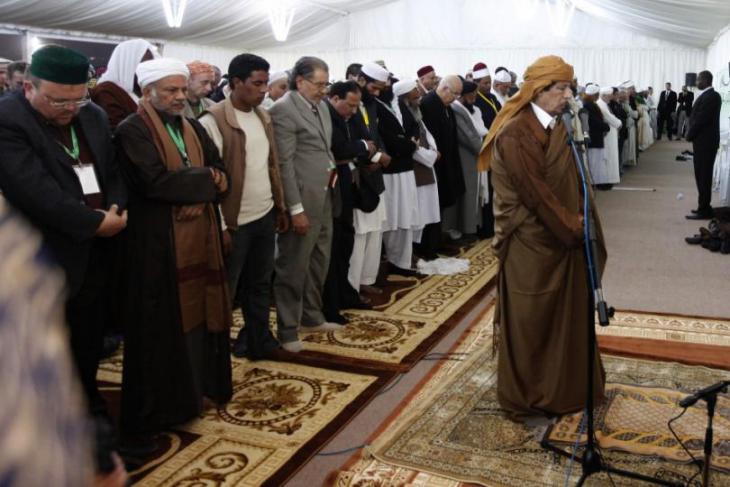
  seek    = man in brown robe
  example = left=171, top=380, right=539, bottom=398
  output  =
left=115, top=58, right=232, bottom=437
left=478, top=56, right=606, bottom=422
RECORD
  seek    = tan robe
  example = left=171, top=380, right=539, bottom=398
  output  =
left=491, top=107, right=606, bottom=421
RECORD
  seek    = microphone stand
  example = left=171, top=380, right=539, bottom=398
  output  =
left=678, top=380, right=730, bottom=486
left=540, top=110, right=682, bottom=487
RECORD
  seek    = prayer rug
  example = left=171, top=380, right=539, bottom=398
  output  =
left=232, top=239, right=499, bottom=371
left=546, top=383, right=730, bottom=472
left=98, top=354, right=392, bottom=486
left=333, top=310, right=730, bottom=486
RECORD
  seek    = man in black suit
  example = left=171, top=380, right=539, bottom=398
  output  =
left=686, top=70, right=722, bottom=220
left=675, top=86, right=694, bottom=139
left=657, top=82, right=677, bottom=140
left=0, top=46, right=127, bottom=417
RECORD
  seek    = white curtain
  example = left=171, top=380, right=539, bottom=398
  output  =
left=706, top=24, right=730, bottom=138
left=258, top=0, right=706, bottom=96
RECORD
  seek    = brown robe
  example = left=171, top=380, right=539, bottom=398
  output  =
left=491, top=106, right=606, bottom=421
left=91, top=81, right=138, bottom=130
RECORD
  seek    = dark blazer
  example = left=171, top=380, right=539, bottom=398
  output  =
left=376, top=99, right=417, bottom=174
left=421, top=91, right=465, bottom=208
left=677, top=91, right=694, bottom=115
left=610, top=100, right=629, bottom=140
left=686, top=88, right=722, bottom=153
left=0, top=91, right=126, bottom=296
left=658, top=90, right=677, bottom=114
left=583, top=101, right=610, bottom=149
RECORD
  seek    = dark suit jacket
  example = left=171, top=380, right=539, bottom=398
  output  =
left=658, top=90, right=678, bottom=114
left=583, top=101, right=610, bottom=149
left=421, top=91, right=465, bottom=208
left=686, top=88, right=722, bottom=154
left=0, top=91, right=126, bottom=296
left=678, top=91, right=694, bottom=115
left=610, top=100, right=628, bottom=140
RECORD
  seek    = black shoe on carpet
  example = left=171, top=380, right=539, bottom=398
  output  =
left=101, top=334, right=122, bottom=359
left=686, top=212, right=713, bottom=220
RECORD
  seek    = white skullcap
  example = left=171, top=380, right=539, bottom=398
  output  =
left=619, top=80, right=635, bottom=89
left=361, top=62, right=390, bottom=83
left=0, top=57, right=11, bottom=65
left=585, top=84, right=600, bottom=95
left=268, top=70, right=288, bottom=85
left=599, top=86, right=614, bottom=95
left=136, top=58, right=189, bottom=89
left=493, top=70, right=511, bottom=83
left=393, top=79, right=418, bottom=98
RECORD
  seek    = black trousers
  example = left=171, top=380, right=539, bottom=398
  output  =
left=323, top=215, right=360, bottom=320
left=415, top=221, right=442, bottom=259
left=657, top=111, right=673, bottom=139
left=66, top=241, right=109, bottom=416
left=693, top=142, right=718, bottom=213
left=227, top=209, right=279, bottom=359
left=478, top=172, right=495, bottom=239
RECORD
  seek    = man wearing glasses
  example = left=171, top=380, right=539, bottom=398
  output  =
left=0, top=45, right=127, bottom=442
left=270, top=56, right=341, bottom=352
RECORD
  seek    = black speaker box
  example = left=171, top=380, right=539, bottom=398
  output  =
left=685, top=72, right=697, bottom=87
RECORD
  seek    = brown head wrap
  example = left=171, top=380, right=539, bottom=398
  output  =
left=477, top=55, right=574, bottom=171
left=186, top=60, right=215, bottom=77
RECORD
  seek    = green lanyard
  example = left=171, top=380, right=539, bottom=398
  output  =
left=165, top=122, right=190, bottom=166
left=58, top=126, right=80, bottom=162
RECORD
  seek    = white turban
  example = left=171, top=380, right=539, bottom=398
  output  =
left=99, top=39, right=158, bottom=100
left=493, top=70, right=511, bottom=83
left=585, top=84, right=600, bottom=96
left=393, top=79, right=418, bottom=97
left=619, top=80, right=635, bottom=89
left=268, top=70, right=288, bottom=86
left=361, top=62, right=390, bottom=83
left=136, top=58, right=189, bottom=89
left=599, top=86, right=614, bottom=96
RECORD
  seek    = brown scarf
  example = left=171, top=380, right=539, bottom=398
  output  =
left=138, top=99, right=231, bottom=333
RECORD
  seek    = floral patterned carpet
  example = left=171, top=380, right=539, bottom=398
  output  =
left=96, top=239, right=498, bottom=485
left=333, top=310, right=730, bottom=487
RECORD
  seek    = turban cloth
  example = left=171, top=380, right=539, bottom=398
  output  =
left=136, top=58, right=189, bottom=89
left=186, top=60, right=215, bottom=77
left=393, top=79, right=417, bottom=97
left=477, top=55, right=574, bottom=171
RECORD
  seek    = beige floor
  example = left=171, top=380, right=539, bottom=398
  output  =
left=597, top=139, right=730, bottom=317
left=284, top=139, right=730, bottom=487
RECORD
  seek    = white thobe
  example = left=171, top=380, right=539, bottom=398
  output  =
left=592, top=99, right=622, bottom=185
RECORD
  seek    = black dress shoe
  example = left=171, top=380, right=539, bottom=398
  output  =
left=721, top=240, right=730, bottom=255
left=686, top=212, right=713, bottom=220
left=325, top=312, right=348, bottom=325
left=685, top=235, right=703, bottom=245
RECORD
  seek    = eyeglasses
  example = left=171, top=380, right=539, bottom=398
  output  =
left=43, top=93, right=91, bottom=108
left=303, top=78, right=329, bottom=91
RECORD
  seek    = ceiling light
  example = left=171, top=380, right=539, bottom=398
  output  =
left=162, top=0, right=188, bottom=28
left=267, top=0, right=296, bottom=42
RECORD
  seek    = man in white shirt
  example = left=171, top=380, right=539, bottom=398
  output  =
left=199, top=54, right=289, bottom=359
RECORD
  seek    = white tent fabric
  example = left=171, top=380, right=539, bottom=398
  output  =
left=0, top=0, right=395, bottom=48
left=0, top=0, right=725, bottom=93
left=257, top=0, right=706, bottom=96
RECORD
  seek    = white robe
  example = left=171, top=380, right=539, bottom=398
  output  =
left=593, top=99, right=622, bottom=185
left=637, top=104, right=654, bottom=151
left=622, top=102, right=638, bottom=167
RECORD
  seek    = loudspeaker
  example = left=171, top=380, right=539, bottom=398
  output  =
left=685, top=72, right=697, bottom=87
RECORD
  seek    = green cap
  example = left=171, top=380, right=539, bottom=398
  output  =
left=30, top=45, right=89, bottom=85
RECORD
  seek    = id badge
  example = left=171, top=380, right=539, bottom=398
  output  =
left=73, top=164, right=101, bottom=195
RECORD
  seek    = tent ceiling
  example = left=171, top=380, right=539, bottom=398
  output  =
left=571, top=0, right=730, bottom=48
left=0, top=0, right=729, bottom=49
left=0, top=0, right=396, bottom=49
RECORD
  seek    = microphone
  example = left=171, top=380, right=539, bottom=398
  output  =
left=561, top=107, right=574, bottom=142
left=678, top=381, right=730, bottom=408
